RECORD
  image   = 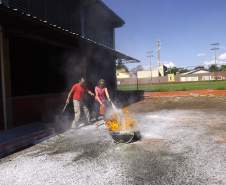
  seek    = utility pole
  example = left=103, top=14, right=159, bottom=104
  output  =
left=147, top=51, right=153, bottom=71
left=210, top=42, right=220, bottom=80
left=147, top=51, right=153, bottom=83
left=210, top=43, right=220, bottom=65
left=156, top=40, right=161, bottom=67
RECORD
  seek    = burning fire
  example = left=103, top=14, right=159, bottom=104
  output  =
left=105, top=108, right=136, bottom=132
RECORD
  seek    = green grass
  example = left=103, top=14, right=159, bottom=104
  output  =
left=117, top=80, right=226, bottom=92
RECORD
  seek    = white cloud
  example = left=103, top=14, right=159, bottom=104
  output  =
left=204, top=60, right=215, bottom=66
left=203, top=52, right=226, bottom=66
left=141, top=61, right=176, bottom=70
left=197, top=53, right=206, bottom=57
left=218, top=53, right=226, bottom=60
left=163, top=61, right=176, bottom=68
left=204, top=60, right=226, bottom=66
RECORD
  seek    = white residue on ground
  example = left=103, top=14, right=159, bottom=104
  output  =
left=1, top=109, right=226, bottom=185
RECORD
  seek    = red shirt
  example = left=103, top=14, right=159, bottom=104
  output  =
left=71, top=83, right=86, bottom=101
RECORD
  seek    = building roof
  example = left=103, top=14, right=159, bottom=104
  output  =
left=180, top=69, right=210, bottom=76
left=0, top=4, right=139, bottom=63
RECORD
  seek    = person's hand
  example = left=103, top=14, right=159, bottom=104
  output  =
left=66, top=99, right=70, bottom=104
left=89, top=91, right=95, bottom=96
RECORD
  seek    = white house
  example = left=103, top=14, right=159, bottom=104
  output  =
left=180, top=69, right=209, bottom=75
left=180, top=69, right=209, bottom=82
left=137, top=65, right=167, bottom=79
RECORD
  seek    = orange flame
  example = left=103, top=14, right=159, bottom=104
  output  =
left=105, top=108, right=136, bottom=132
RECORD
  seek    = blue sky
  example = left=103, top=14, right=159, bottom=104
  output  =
left=103, top=0, right=226, bottom=69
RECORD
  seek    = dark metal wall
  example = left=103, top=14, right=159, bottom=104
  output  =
left=0, top=49, right=3, bottom=130
left=86, top=48, right=116, bottom=91
left=84, top=4, right=114, bottom=48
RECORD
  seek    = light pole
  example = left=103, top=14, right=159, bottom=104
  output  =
left=156, top=40, right=161, bottom=83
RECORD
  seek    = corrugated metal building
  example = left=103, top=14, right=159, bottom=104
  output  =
left=0, top=0, right=139, bottom=131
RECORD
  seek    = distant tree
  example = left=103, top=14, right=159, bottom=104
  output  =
left=116, top=63, right=129, bottom=72
left=220, top=65, right=226, bottom=71
left=130, top=65, right=144, bottom=74
left=167, top=67, right=179, bottom=75
left=209, top=64, right=219, bottom=72
left=194, top=66, right=205, bottom=70
left=178, top=68, right=189, bottom=74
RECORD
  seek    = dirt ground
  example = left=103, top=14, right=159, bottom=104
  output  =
left=128, top=96, right=226, bottom=112
left=129, top=96, right=226, bottom=144
left=0, top=96, right=226, bottom=185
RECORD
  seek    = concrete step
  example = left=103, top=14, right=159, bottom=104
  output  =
left=0, top=128, right=55, bottom=158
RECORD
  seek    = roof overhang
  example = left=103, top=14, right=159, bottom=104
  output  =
left=0, top=5, right=139, bottom=63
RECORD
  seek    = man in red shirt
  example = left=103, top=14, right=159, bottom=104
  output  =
left=66, top=78, right=94, bottom=128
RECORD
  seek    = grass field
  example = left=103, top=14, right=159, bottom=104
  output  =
left=117, top=80, right=226, bottom=92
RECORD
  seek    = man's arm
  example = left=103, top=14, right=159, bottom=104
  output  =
left=66, top=87, right=74, bottom=104
left=87, top=90, right=94, bottom=97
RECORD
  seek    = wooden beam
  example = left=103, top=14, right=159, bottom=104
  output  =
left=0, top=25, right=13, bottom=130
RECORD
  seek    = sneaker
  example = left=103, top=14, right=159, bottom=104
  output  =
left=78, top=123, right=85, bottom=128
left=96, top=120, right=105, bottom=127
left=71, top=122, right=79, bottom=129
left=71, top=124, right=77, bottom=129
